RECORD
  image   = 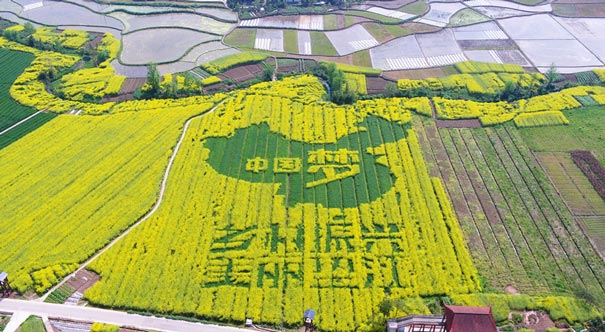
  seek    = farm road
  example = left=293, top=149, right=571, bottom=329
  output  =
left=0, top=298, right=249, bottom=332
left=41, top=100, right=227, bottom=301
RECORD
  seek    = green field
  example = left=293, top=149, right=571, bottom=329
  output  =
left=224, top=28, right=257, bottom=49
left=398, top=0, right=427, bottom=15
left=363, top=23, right=411, bottom=43
left=16, top=316, right=45, bottom=332
left=413, top=117, right=605, bottom=307
left=283, top=30, right=299, bottom=54
left=310, top=31, right=338, bottom=56
left=0, top=48, right=55, bottom=148
left=519, top=106, right=605, bottom=166
left=343, top=10, right=404, bottom=24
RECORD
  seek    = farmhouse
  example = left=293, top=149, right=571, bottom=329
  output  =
left=386, top=304, right=497, bottom=332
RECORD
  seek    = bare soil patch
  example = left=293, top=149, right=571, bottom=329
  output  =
left=67, top=269, right=100, bottom=294
left=405, top=22, right=440, bottom=33
left=458, top=39, right=517, bottom=50
left=220, top=63, right=264, bottom=83
left=101, top=78, right=146, bottom=102
left=505, top=284, right=519, bottom=294
left=85, top=32, right=104, bottom=50
left=571, top=150, right=605, bottom=200
left=435, top=119, right=482, bottom=128
left=554, top=3, right=605, bottom=17
left=366, top=76, right=393, bottom=94
left=383, top=66, right=450, bottom=80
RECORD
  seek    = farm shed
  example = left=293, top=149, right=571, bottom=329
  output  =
left=444, top=304, right=497, bottom=332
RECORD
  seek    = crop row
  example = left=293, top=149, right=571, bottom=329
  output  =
left=412, top=117, right=605, bottom=315
left=454, top=61, right=525, bottom=74
left=0, top=48, right=37, bottom=131
left=0, top=100, right=217, bottom=293
left=84, top=78, right=480, bottom=330
left=570, top=150, right=605, bottom=201
left=513, top=111, right=569, bottom=128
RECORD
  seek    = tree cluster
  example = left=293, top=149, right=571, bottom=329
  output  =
left=312, top=62, right=358, bottom=105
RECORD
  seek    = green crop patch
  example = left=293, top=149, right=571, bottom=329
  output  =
left=205, top=115, right=408, bottom=208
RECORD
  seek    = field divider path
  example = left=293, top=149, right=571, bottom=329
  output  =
left=431, top=122, right=521, bottom=286
left=458, top=128, right=555, bottom=292
left=478, top=128, right=585, bottom=292
left=502, top=126, right=605, bottom=295
left=0, top=111, right=43, bottom=136
left=411, top=118, right=494, bottom=271
left=40, top=100, right=228, bottom=302
left=447, top=128, right=542, bottom=291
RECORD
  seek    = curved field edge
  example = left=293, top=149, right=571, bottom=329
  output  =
left=0, top=100, right=218, bottom=294
left=83, top=79, right=481, bottom=329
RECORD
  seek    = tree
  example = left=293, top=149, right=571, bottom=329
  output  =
left=322, top=62, right=357, bottom=104
left=541, top=63, right=561, bottom=93
left=23, top=22, right=35, bottom=35
left=145, top=63, right=161, bottom=97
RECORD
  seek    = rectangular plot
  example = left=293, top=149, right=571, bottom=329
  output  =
left=370, top=35, right=425, bottom=70
left=298, top=31, right=312, bottom=55
left=255, top=29, right=284, bottom=52
left=464, top=50, right=500, bottom=64
left=325, top=25, right=378, bottom=56
left=517, top=39, right=603, bottom=68
left=499, top=14, right=574, bottom=40
left=536, top=152, right=598, bottom=216
left=416, top=29, right=462, bottom=57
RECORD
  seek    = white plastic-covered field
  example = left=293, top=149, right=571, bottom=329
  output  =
left=370, top=35, right=428, bottom=70
left=240, top=15, right=323, bottom=30
left=254, top=29, right=284, bottom=52
left=325, top=25, right=378, bottom=55
left=121, top=28, right=220, bottom=65
left=366, top=7, right=415, bottom=20
left=111, top=12, right=234, bottom=34
left=473, top=7, right=533, bottom=19
left=499, top=14, right=573, bottom=40
left=555, top=17, right=605, bottom=64
left=298, top=31, right=312, bottom=55
left=517, top=39, right=602, bottom=70
left=416, top=2, right=466, bottom=27
left=19, top=0, right=123, bottom=30
left=465, top=0, right=552, bottom=13
left=452, top=21, right=508, bottom=40
left=370, top=28, right=468, bottom=70
left=0, top=0, right=24, bottom=14
left=464, top=50, right=531, bottom=66
left=498, top=14, right=604, bottom=70
left=416, top=29, right=466, bottom=65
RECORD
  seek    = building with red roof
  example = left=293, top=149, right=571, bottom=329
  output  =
left=444, top=304, right=497, bottom=332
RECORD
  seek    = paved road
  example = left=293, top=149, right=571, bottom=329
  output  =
left=0, top=299, right=250, bottom=332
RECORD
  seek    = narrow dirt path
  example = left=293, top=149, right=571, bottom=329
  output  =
left=40, top=100, right=227, bottom=301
